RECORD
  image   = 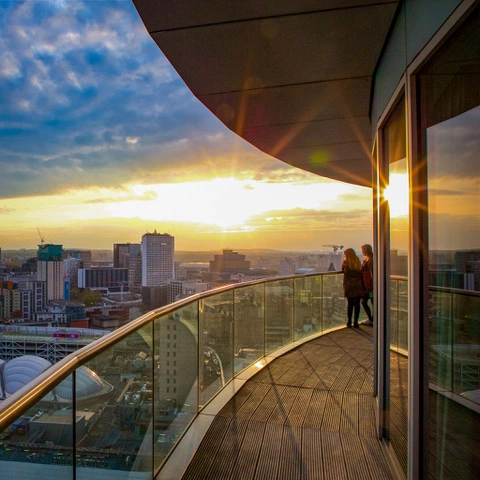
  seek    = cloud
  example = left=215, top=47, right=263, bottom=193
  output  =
left=0, top=0, right=237, bottom=198
left=246, top=207, right=372, bottom=232
left=0, top=206, right=16, bottom=215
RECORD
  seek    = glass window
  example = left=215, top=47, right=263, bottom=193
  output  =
left=419, top=7, right=480, bottom=479
left=382, top=94, right=409, bottom=477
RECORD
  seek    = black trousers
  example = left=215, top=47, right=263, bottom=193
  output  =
left=347, top=296, right=361, bottom=324
left=361, top=294, right=373, bottom=321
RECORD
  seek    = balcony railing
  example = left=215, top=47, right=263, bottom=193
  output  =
left=0, top=272, right=351, bottom=479
left=1, top=273, right=477, bottom=479
left=390, top=276, right=480, bottom=406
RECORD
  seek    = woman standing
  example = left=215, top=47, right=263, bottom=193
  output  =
left=361, top=244, right=374, bottom=325
left=342, top=248, right=365, bottom=328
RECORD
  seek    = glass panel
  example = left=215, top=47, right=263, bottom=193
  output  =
left=421, top=8, right=480, bottom=478
left=322, top=273, right=345, bottom=330
left=79, top=326, right=154, bottom=479
left=233, top=284, right=265, bottom=374
left=0, top=382, right=74, bottom=478
left=383, top=95, right=409, bottom=477
left=294, top=276, right=322, bottom=340
left=265, top=279, right=293, bottom=353
left=429, top=288, right=453, bottom=391
left=397, top=278, right=408, bottom=351
left=199, top=292, right=233, bottom=406
left=154, top=304, right=198, bottom=471
left=452, top=292, right=480, bottom=399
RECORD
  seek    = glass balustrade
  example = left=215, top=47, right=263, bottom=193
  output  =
left=1, top=273, right=476, bottom=479
left=389, top=277, right=480, bottom=406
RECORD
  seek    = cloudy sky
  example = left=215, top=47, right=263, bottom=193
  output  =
left=0, top=0, right=374, bottom=252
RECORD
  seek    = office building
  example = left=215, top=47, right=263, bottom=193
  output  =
left=78, top=267, right=128, bottom=291
left=114, top=243, right=142, bottom=291
left=64, top=249, right=92, bottom=268
left=209, top=249, right=250, bottom=273
left=141, top=231, right=175, bottom=287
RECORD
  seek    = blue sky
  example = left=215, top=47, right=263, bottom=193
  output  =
left=0, top=0, right=373, bottom=251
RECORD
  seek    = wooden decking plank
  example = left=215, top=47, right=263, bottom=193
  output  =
left=389, top=422, right=408, bottom=476
left=277, top=425, right=303, bottom=480
left=321, top=431, right=348, bottom=480
left=316, top=364, right=343, bottom=391
left=345, top=366, right=369, bottom=393
left=340, top=392, right=359, bottom=435
left=322, top=390, right=343, bottom=432
left=181, top=415, right=231, bottom=478
left=249, top=384, right=287, bottom=423
left=330, top=365, right=355, bottom=392
left=268, top=385, right=299, bottom=425
left=276, top=359, right=311, bottom=386
left=302, top=426, right=323, bottom=480
left=233, top=382, right=273, bottom=420
left=229, top=420, right=266, bottom=480
left=341, top=433, right=371, bottom=480
left=254, top=423, right=284, bottom=480
left=285, top=387, right=314, bottom=427
left=360, top=369, right=375, bottom=395
left=358, top=393, right=377, bottom=438
left=303, top=389, right=328, bottom=429
left=302, top=364, right=332, bottom=389
left=361, top=436, right=396, bottom=480
left=218, top=380, right=261, bottom=417
left=205, top=417, right=249, bottom=480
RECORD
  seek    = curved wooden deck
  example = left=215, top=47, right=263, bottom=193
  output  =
left=181, top=328, right=395, bottom=480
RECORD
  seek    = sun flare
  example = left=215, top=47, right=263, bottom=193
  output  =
left=384, top=173, right=409, bottom=217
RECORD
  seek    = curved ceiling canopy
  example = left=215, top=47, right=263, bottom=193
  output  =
left=132, top=1, right=399, bottom=187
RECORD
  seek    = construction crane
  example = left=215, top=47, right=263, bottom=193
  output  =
left=37, top=227, right=46, bottom=247
left=323, top=244, right=344, bottom=253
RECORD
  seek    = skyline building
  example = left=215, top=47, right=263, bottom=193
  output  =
left=37, top=244, right=64, bottom=301
left=64, top=249, right=92, bottom=268
left=114, top=243, right=142, bottom=291
left=141, top=231, right=175, bottom=287
left=209, top=249, right=250, bottom=274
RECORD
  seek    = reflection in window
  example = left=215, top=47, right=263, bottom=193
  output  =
left=421, top=7, right=480, bottom=479
left=382, top=94, right=409, bottom=477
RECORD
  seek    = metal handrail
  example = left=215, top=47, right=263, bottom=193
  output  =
left=0, top=271, right=339, bottom=430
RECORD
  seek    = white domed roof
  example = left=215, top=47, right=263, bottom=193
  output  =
left=3, top=355, right=52, bottom=395
left=54, top=366, right=109, bottom=400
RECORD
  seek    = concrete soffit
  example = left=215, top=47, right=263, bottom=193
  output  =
left=133, top=1, right=401, bottom=187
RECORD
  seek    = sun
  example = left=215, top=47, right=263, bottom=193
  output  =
left=384, top=173, right=409, bottom=217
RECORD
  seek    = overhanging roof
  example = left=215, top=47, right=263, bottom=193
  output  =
left=132, top=1, right=400, bottom=187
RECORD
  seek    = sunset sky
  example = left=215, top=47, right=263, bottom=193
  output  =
left=0, top=0, right=374, bottom=252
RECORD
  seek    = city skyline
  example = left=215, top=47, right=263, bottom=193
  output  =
left=0, top=0, right=375, bottom=252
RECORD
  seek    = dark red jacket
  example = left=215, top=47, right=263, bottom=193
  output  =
left=361, top=258, right=373, bottom=292
left=342, top=265, right=365, bottom=298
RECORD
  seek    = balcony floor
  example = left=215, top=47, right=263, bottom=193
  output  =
left=181, top=327, right=395, bottom=480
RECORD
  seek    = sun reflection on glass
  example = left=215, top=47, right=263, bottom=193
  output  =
left=384, top=173, right=409, bottom=217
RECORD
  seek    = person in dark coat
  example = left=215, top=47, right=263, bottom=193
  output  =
left=360, top=244, right=374, bottom=325
left=342, top=248, right=365, bottom=328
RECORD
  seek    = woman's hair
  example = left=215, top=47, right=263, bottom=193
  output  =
left=343, top=248, right=361, bottom=270
left=361, top=244, right=373, bottom=258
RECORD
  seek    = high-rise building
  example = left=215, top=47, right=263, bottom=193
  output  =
left=37, top=244, right=64, bottom=301
left=78, top=267, right=128, bottom=290
left=64, top=249, right=92, bottom=268
left=209, top=249, right=250, bottom=273
left=141, top=232, right=174, bottom=287
left=114, top=243, right=142, bottom=291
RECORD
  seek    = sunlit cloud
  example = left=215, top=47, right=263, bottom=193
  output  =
left=0, top=0, right=375, bottom=251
